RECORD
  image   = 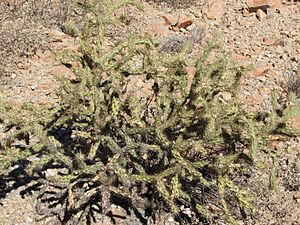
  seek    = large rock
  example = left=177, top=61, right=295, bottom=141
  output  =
left=246, top=0, right=282, bottom=12
left=203, top=1, right=227, bottom=22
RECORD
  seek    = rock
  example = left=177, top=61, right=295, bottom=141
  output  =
left=230, top=52, right=250, bottom=62
left=246, top=0, right=282, bottom=13
left=291, top=114, right=300, bottom=130
left=179, top=27, right=188, bottom=33
left=31, top=49, right=56, bottom=64
left=167, top=216, right=174, bottom=222
left=185, top=66, right=196, bottom=77
left=150, top=19, right=171, bottom=36
left=35, top=81, right=54, bottom=94
left=50, top=64, right=76, bottom=81
left=257, top=8, right=267, bottom=20
left=110, top=205, right=127, bottom=218
left=39, top=50, right=56, bottom=63
left=209, top=203, right=223, bottom=213
left=0, top=132, right=7, bottom=141
left=266, top=7, right=276, bottom=17
left=247, top=0, right=269, bottom=11
left=215, top=91, right=233, bottom=102
left=181, top=206, right=192, bottom=217
left=241, top=91, right=264, bottom=112
left=268, top=0, right=282, bottom=11
left=159, top=36, right=184, bottom=53
left=245, top=66, right=269, bottom=78
left=185, top=66, right=196, bottom=89
left=263, top=37, right=285, bottom=47
left=189, top=8, right=202, bottom=18
left=271, top=39, right=286, bottom=47
left=190, top=27, right=206, bottom=43
left=44, top=168, right=68, bottom=179
left=220, top=92, right=232, bottom=102
left=6, top=0, right=26, bottom=9
left=291, top=98, right=300, bottom=130
left=17, top=63, right=31, bottom=70
left=150, top=15, right=179, bottom=36
left=293, top=192, right=300, bottom=200
left=26, top=217, right=33, bottom=223
left=160, top=14, right=178, bottom=26
left=203, top=1, right=226, bottom=22
left=242, top=8, right=250, bottom=17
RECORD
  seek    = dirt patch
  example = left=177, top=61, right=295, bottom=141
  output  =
left=0, top=0, right=81, bottom=77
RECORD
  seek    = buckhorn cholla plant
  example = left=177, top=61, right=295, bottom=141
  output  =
left=0, top=0, right=299, bottom=224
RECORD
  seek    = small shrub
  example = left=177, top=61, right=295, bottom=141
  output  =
left=286, top=74, right=300, bottom=98
left=0, top=0, right=299, bottom=224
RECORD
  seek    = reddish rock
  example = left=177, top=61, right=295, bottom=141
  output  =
left=50, top=65, right=76, bottom=81
left=245, top=66, right=269, bottom=78
left=263, top=37, right=284, bottom=46
left=230, top=52, right=250, bottom=62
left=203, top=1, right=227, bottom=22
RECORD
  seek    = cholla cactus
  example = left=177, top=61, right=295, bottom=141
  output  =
left=0, top=0, right=298, bottom=224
